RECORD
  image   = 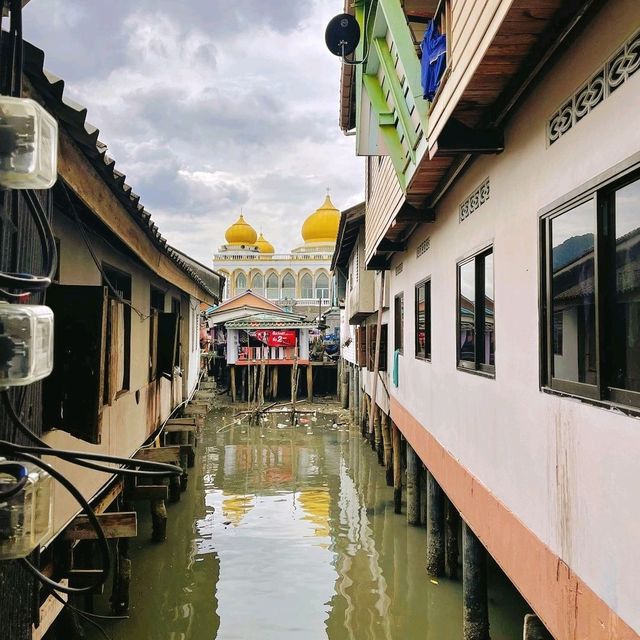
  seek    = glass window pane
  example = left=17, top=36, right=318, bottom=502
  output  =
left=483, top=252, right=495, bottom=366
left=551, top=201, right=597, bottom=385
left=425, top=281, right=431, bottom=359
left=415, top=284, right=425, bottom=358
left=611, top=179, right=640, bottom=392
left=459, top=261, right=475, bottom=363
left=395, top=294, right=403, bottom=352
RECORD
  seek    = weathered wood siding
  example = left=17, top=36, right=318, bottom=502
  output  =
left=428, top=0, right=514, bottom=143
left=365, top=157, right=405, bottom=264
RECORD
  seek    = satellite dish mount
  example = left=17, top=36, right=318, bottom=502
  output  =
left=324, top=13, right=365, bottom=65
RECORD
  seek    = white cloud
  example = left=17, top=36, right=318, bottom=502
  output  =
left=25, top=0, right=364, bottom=265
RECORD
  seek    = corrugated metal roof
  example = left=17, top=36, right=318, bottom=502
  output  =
left=225, top=313, right=316, bottom=330
left=331, top=201, right=365, bottom=272
left=23, top=41, right=218, bottom=301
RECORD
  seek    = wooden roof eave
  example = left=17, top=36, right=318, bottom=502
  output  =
left=58, top=129, right=216, bottom=304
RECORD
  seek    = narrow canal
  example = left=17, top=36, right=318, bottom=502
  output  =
left=87, top=404, right=529, bottom=639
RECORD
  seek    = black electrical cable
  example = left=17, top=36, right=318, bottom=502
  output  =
left=3, top=449, right=112, bottom=595
left=9, top=0, right=23, bottom=98
left=0, top=391, right=182, bottom=478
left=0, top=461, right=28, bottom=498
left=48, top=591, right=114, bottom=640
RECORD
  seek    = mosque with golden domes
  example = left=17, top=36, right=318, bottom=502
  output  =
left=212, top=194, right=341, bottom=317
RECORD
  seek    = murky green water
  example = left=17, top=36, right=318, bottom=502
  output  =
left=86, top=404, right=528, bottom=639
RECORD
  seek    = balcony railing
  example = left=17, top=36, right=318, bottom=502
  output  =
left=237, top=346, right=301, bottom=363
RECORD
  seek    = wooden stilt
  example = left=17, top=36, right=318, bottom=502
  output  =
left=348, top=364, right=355, bottom=420
left=445, top=498, right=460, bottom=579
left=179, top=430, right=189, bottom=491
left=273, top=366, right=279, bottom=399
left=463, top=522, right=489, bottom=640
left=241, top=367, right=246, bottom=402
left=426, top=470, right=445, bottom=576
left=406, top=442, right=420, bottom=526
left=381, top=412, right=393, bottom=486
left=230, top=365, right=236, bottom=403
left=374, top=406, right=383, bottom=464
left=523, top=614, right=553, bottom=640
left=341, top=359, right=349, bottom=410
left=307, top=364, right=313, bottom=402
left=150, top=499, right=167, bottom=542
left=392, top=423, right=402, bottom=514
left=353, top=367, right=362, bottom=428
left=110, top=538, right=131, bottom=615
left=168, top=474, right=181, bottom=503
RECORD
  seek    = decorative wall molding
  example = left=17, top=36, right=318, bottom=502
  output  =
left=459, top=179, right=490, bottom=223
left=548, top=29, right=640, bottom=145
left=417, top=237, right=431, bottom=258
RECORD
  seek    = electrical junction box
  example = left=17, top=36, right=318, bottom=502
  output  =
left=0, top=303, right=54, bottom=388
left=0, top=459, right=53, bottom=560
left=0, top=96, right=58, bottom=189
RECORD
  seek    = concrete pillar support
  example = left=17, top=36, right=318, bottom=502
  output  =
left=426, top=470, right=445, bottom=576
left=445, top=497, right=460, bottom=579
left=392, top=423, right=402, bottom=514
left=406, top=442, right=420, bottom=526
left=463, top=522, right=490, bottom=640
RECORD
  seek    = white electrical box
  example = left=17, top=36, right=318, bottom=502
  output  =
left=0, top=304, right=54, bottom=388
left=0, top=96, right=58, bottom=189
left=0, top=459, right=53, bottom=560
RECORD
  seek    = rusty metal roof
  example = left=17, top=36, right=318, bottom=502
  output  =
left=23, top=41, right=219, bottom=301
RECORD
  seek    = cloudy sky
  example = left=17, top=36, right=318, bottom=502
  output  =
left=24, top=1, right=364, bottom=265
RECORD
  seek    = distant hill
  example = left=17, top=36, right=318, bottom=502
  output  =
left=553, top=233, right=594, bottom=271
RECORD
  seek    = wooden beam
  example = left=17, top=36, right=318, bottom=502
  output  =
left=64, top=512, right=137, bottom=541
left=395, top=201, right=436, bottom=224
left=92, top=480, right=123, bottom=515
left=128, top=485, right=169, bottom=501
left=134, top=446, right=181, bottom=464
left=377, top=239, right=406, bottom=252
left=67, top=569, right=105, bottom=591
left=32, top=580, right=68, bottom=640
left=436, top=118, right=504, bottom=154
left=164, top=423, right=195, bottom=433
left=166, top=417, right=197, bottom=426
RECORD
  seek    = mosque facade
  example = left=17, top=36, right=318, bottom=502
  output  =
left=213, top=195, right=340, bottom=318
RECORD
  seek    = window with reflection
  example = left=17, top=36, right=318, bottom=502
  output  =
left=251, top=273, right=264, bottom=296
left=457, top=248, right=494, bottom=373
left=266, top=273, right=279, bottom=299
left=541, top=172, right=640, bottom=407
left=236, top=273, right=247, bottom=294
left=394, top=293, right=404, bottom=353
left=315, top=273, right=329, bottom=300
left=415, top=280, right=431, bottom=360
left=301, top=273, right=313, bottom=299
left=282, top=273, right=295, bottom=299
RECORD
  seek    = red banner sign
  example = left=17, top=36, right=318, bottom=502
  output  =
left=254, top=329, right=297, bottom=347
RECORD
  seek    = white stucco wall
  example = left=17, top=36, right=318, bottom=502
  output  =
left=385, top=2, right=640, bottom=630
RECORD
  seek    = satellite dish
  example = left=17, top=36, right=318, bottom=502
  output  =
left=325, top=13, right=360, bottom=57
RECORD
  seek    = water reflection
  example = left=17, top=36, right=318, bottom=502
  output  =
left=86, top=407, right=527, bottom=640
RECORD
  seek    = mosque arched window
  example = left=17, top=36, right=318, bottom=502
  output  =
left=236, top=273, right=247, bottom=293
left=282, top=272, right=296, bottom=299
left=266, top=273, right=279, bottom=299
left=251, top=273, right=264, bottom=296
left=315, top=273, right=329, bottom=301
left=301, top=273, right=313, bottom=299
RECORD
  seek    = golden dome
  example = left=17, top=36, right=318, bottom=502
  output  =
left=301, top=195, right=340, bottom=244
left=225, top=213, right=257, bottom=245
left=255, top=232, right=275, bottom=254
